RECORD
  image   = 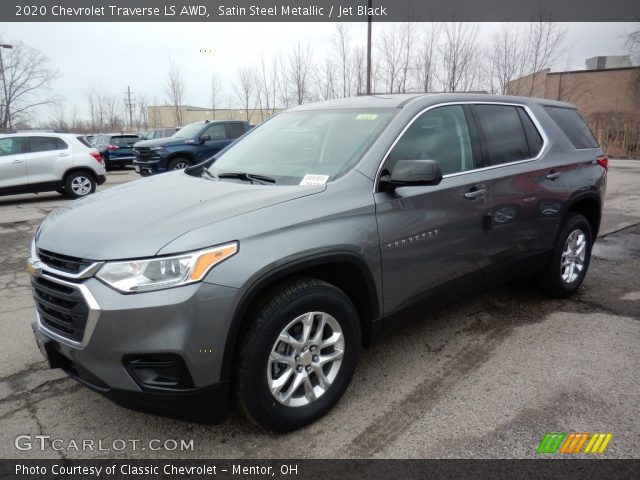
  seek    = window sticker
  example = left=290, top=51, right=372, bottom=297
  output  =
left=355, top=114, right=378, bottom=120
left=299, top=174, right=330, bottom=186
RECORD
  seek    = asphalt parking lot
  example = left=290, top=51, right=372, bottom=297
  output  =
left=0, top=161, right=638, bottom=459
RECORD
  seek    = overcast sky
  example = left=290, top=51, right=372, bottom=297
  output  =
left=0, top=22, right=637, bottom=121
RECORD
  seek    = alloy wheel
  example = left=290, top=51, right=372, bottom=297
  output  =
left=560, top=228, right=587, bottom=283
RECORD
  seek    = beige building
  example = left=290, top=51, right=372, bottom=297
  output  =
left=147, top=105, right=279, bottom=128
left=506, top=65, right=640, bottom=157
left=506, top=66, right=640, bottom=118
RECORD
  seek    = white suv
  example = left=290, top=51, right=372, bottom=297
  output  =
left=0, top=132, right=107, bottom=198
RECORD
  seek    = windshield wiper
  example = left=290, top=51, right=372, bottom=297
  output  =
left=217, top=172, right=277, bottom=184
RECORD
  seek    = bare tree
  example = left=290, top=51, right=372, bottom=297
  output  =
left=289, top=42, right=313, bottom=105
left=47, top=102, right=68, bottom=132
left=489, top=23, right=525, bottom=94
left=135, top=94, right=148, bottom=131
left=256, top=54, right=276, bottom=118
left=333, top=24, right=353, bottom=98
left=439, top=22, right=482, bottom=92
left=104, top=94, right=123, bottom=131
left=353, top=46, right=367, bottom=95
left=316, top=56, right=339, bottom=100
left=625, top=26, right=640, bottom=65
left=377, top=25, right=406, bottom=93
left=234, top=66, right=255, bottom=122
left=522, top=16, right=568, bottom=95
left=398, top=23, right=417, bottom=93
left=210, top=72, right=224, bottom=120
left=165, top=60, right=185, bottom=125
left=276, top=53, right=291, bottom=108
left=413, top=24, right=440, bottom=92
left=0, top=40, right=58, bottom=129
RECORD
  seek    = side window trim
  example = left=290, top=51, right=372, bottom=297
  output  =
left=374, top=101, right=549, bottom=192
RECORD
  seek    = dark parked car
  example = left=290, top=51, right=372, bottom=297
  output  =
left=133, top=120, right=251, bottom=175
left=29, top=94, right=606, bottom=431
left=93, top=134, right=141, bottom=170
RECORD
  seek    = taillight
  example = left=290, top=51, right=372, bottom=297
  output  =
left=597, top=155, right=608, bottom=171
left=106, top=144, right=119, bottom=150
left=89, top=150, right=103, bottom=163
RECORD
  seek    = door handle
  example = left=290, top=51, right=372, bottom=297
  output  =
left=464, top=188, right=486, bottom=200
left=546, top=171, right=561, bottom=180
left=12, top=159, right=25, bottom=164
left=58, top=152, right=70, bottom=157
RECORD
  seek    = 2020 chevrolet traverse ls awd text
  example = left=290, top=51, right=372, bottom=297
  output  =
left=28, top=94, right=606, bottom=431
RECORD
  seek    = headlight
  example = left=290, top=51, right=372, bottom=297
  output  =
left=96, top=242, right=238, bottom=293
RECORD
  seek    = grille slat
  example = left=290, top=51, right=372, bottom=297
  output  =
left=37, top=249, right=94, bottom=275
left=32, top=275, right=89, bottom=343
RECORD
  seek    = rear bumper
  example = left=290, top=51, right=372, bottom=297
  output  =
left=97, top=174, right=107, bottom=185
left=104, top=156, right=134, bottom=166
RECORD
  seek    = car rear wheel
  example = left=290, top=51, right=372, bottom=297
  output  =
left=235, top=278, right=360, bottom=431
left=168, top=157, right=192, bottom=170
left=538, top=213, right=592, bottom=298
left=65, top=172, right=96, bottom=199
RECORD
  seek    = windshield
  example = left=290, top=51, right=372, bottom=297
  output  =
left=172, top=122, right=203, bottom=139
left=209, top=109, right=395, bottom=185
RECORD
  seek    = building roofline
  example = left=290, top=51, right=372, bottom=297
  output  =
left=547, top=66, right=640, bottom=75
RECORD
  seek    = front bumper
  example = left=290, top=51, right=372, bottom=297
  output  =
left=133, top=158, right=166, bottom=176
left=30, top=270, right=241, bottom=422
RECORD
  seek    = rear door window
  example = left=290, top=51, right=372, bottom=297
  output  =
left=472, top=105, right=531, bottom=166
left=28, top=136, right=66, bottom=153
left=226, top=123, right=247, bottom=139
left=544, top=106, right=598, bottom=149
left=0, top=137, right=25, bottom=156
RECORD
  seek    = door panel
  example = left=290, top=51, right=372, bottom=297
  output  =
left=375, top=104, right=489, bottom=316
left=375, top=175, right=490, bottom=315
left=25, top=137, right=71, bottom=184
left=0, top=137, right=27, bottom=189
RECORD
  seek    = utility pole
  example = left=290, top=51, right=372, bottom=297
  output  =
left=366, top=0, right=372, bottom=95
left=124, top=85, right=135, bottom=132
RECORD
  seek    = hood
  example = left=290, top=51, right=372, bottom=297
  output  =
left=134, top=137, right=193, bottom=148
left=36, top=172, right=324, bottom=260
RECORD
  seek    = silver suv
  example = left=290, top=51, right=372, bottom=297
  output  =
left=28, top=94, right=607, bottom=431
left=0, top=132, right=106, bottom=198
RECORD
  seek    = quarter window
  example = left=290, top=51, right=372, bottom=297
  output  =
left=473, top=105, right=530, bottom=166
left=0, top=137, right=24, bottom=156
left=386, top=105, right=475, bottom=176
left=544, top=106, right=598, bottom=149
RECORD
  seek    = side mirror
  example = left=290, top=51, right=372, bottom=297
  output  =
left=380, top=159, right=443, bottom=189
left=199, top=134, right=211, bottom=142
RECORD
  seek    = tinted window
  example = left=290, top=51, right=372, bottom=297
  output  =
left=202, top=123, right=227, bottom=141
left=0, top=137, right=24, bottom=156
left=29, top=136, right=66, bottom=153
left=517, top=108, right=543, bottom=157
left=110, top=136, right=139, bottom=147
left=226, top=123, right=246, bottom=139
left=473, top=105, right=530, bottom=165
left=387, top=105, right=475, bottom=176
left=544, top=106, right=598, bottom=149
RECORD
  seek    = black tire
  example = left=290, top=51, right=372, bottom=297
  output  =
left=538, top=213, right=592, bottom=298
left=167, top=157, right=192, bottom=171
left=64, top=171, right=96, bottom=199
left=235, top=278, right=361, bottom=432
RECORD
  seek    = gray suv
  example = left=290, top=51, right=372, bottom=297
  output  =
left=28, top=94, right=607, bottom=431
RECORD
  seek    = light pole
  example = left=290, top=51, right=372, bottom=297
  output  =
left=0, top=44, right=13, bottom=130
left=366, top=0, right=372, bottom=94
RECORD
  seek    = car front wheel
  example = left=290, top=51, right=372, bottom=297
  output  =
left=539, top=213, right=592, bottom=298
left=235, top=278, right=361, bottom=431
left=168, top=157, right=192, bottom=170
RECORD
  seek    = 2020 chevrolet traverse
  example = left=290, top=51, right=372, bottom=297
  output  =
left=29, top=94, right=606, bottom=431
